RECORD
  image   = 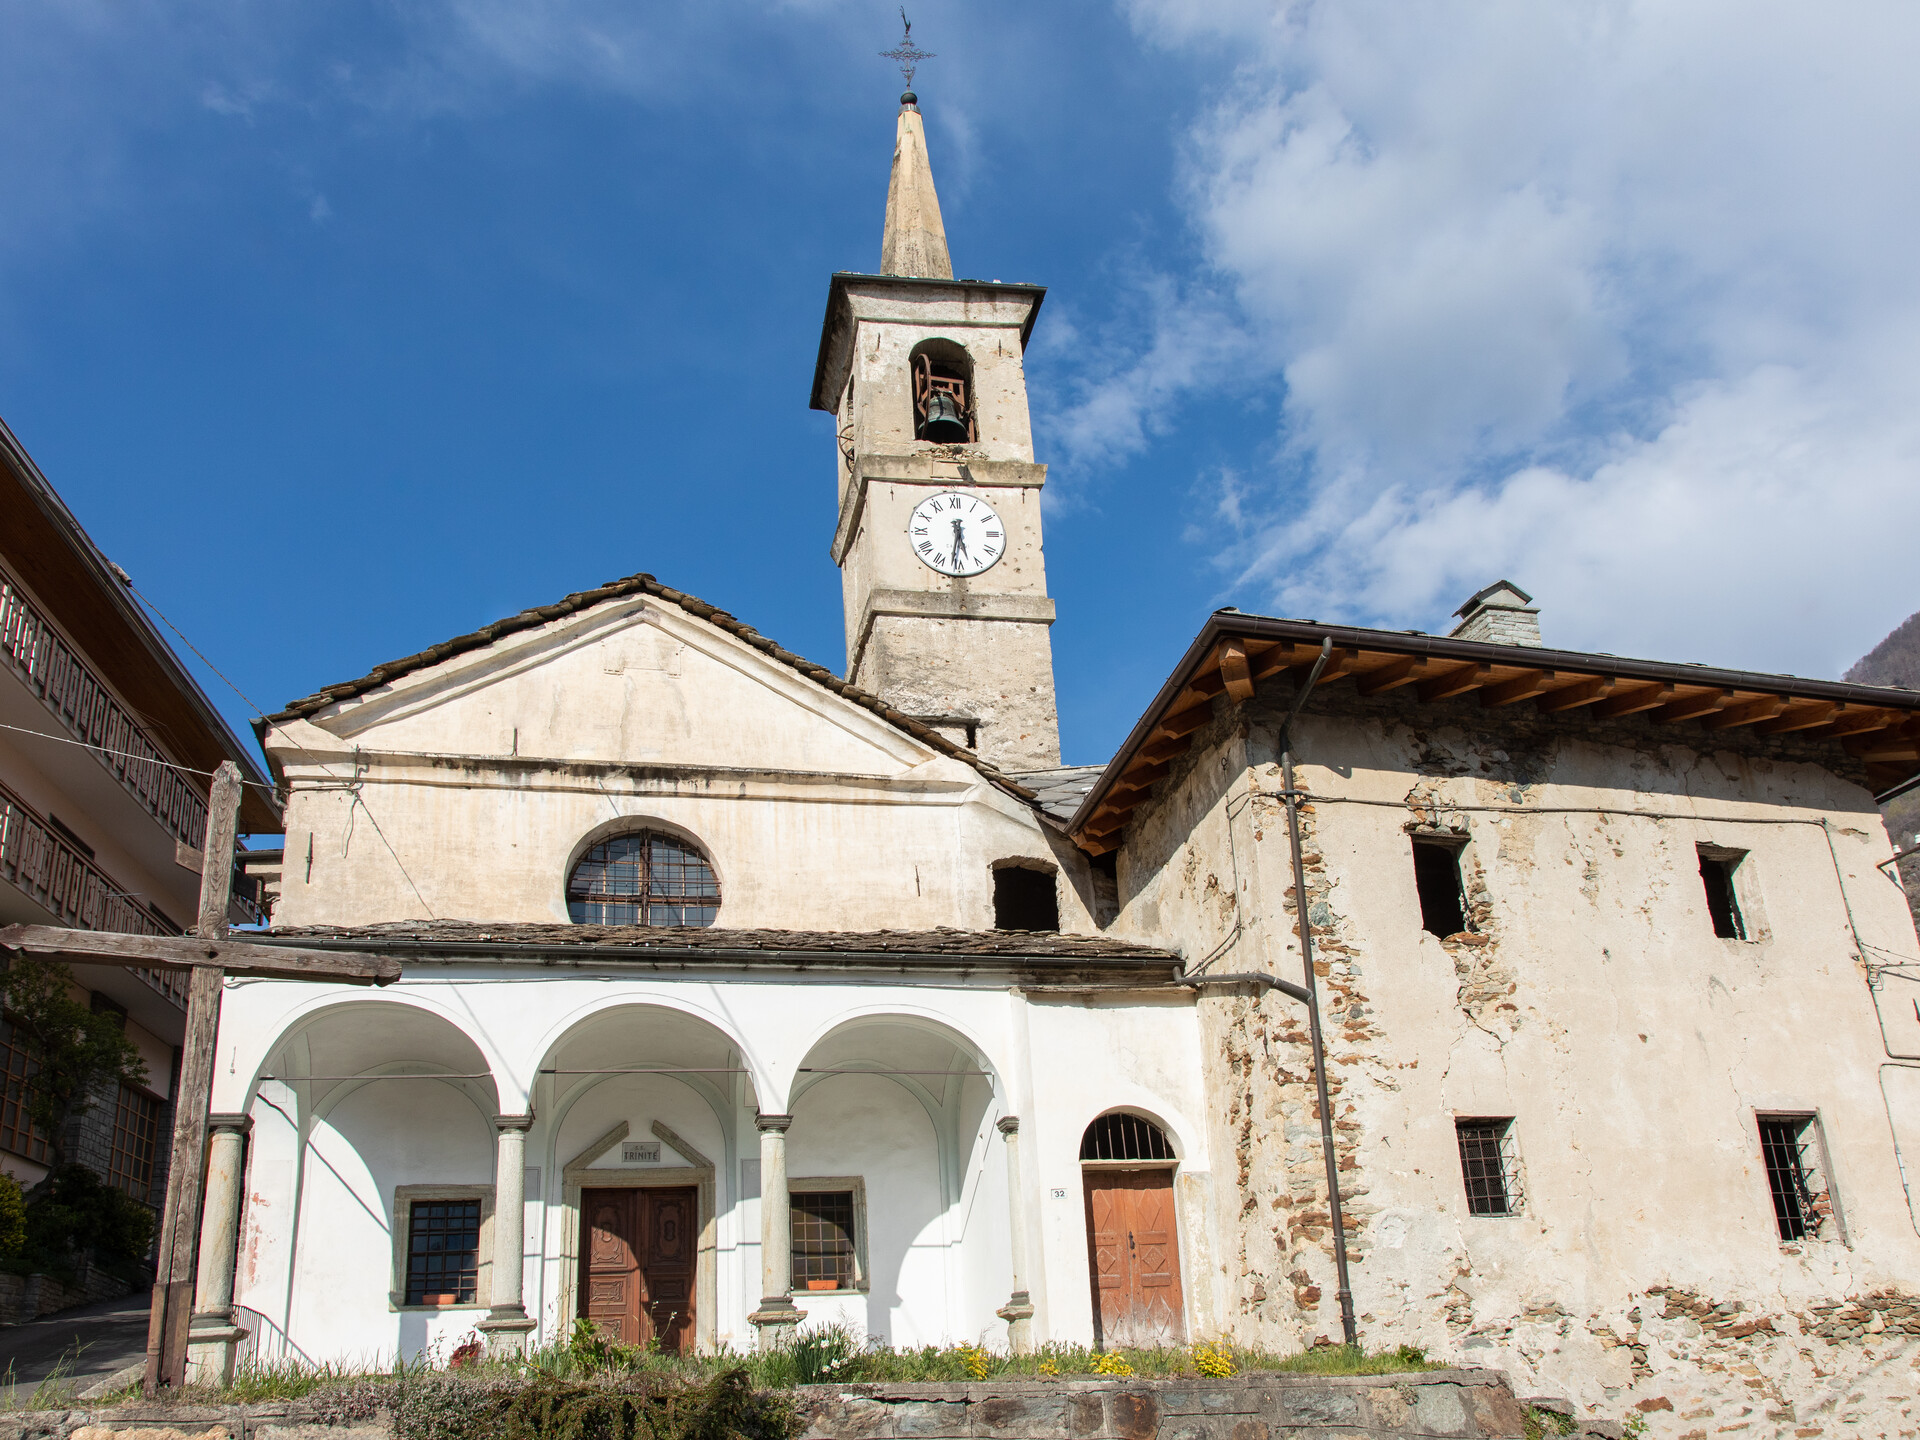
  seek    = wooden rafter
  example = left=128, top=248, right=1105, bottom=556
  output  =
left=1595, top=681, right=1673, bottom=718
left=1701, top=695, right=1788, bottom=731
left=1418, top=662, right=1492, bottom=703
left=1650, top=689, right=1731, bottom=725
left=1481, top=669, right=1556, bottom=708
left=1355, top=654, right=1423, bottom=696
left=1756, top=702, right=1838, bottom=736
left=1219, top=640, right=1255, bottom=702
left=1822, top=708, right=1898, bottom=740
left=1535, top=676, right=1614, bottom=714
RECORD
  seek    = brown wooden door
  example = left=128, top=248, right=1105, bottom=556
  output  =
left=1084, top=1168, right=1184, bottom=1347
left=580, top=1187, right=697, bottom=1353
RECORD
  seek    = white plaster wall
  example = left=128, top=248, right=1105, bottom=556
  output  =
left=213, top=975, right=1209, bottom=1360
left=283, top=1079, right=495, bottom=1366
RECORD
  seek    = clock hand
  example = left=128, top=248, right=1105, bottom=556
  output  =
left=950, top=517, right=969, bottom=565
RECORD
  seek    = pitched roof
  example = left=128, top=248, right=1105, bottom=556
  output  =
left=261, top=920, right=1179, bottom=975
left=261, top=571, right=1037, bottom=801
left=1069, top=609, right=1920, bottom=852
left=1010, top=766, right=1108, bottom=824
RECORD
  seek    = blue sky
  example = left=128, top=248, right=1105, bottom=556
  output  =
left=6, top=1, right=1919, bottom=773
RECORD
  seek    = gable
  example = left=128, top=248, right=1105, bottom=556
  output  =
left=289, top=596, right=931, bottom=777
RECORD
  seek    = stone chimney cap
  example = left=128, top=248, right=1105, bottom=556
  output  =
left=1454, top=579, right=1534, bottom=617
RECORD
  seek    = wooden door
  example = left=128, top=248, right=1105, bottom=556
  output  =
left=580, top=1187, right=697, bottom=1353
left=1084, top=1168, right=1184, bottom=1348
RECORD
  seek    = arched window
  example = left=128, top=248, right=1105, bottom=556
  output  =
left=567, top=831, right=720, bottom=927
left=1080, top=1112, right=1176, bottom=1163
left=910, top=339, right=974, bottom=443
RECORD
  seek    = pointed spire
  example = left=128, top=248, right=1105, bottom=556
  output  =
left=880, top=94, right=953, bottom=280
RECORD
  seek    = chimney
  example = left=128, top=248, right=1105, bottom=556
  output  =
left=1450, top=581, right=1542, bottom=647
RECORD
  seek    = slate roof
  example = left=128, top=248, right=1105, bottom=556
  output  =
left=261, top=920, right=1180, bottom=973
left=260, top=571, right=1036, bottom=802
left=1010, top=766, right=1108, bottom=824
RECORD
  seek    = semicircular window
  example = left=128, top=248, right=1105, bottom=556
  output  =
left=1079, top=1112, right=1175, bottom=1162
left=567, top=831, right=720, bottom=927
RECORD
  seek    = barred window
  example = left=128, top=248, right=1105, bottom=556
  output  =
left=567, top=831, right=720, bottom=927
left=791, top=1190, right=856, bottom=1290
left=404, top=1200, right=482, bottom=1305
left=0, top=1019, right=49, bottom=1165
left=1455, top=1118, right=1522, bottom=1217
left=1759, top=1114, right=1836, bottom=1242
left=1080, top=1111, right=1176, bottom=1162
left=106, top=1086, right=163, bottom=1198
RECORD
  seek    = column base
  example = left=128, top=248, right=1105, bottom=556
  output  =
left=477, top=1307, right=538, bottom=1356
left=185, top=1317, right=248, bottom=1388
left=996, top=1292, right=1035, bottom=1355
left=749, top=1296, right=803, bottom=1351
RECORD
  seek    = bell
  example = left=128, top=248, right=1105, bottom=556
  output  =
left=921, top=392, right=969, bottom=444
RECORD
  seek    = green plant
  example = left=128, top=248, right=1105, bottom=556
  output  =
left=1091, top=1351, right=1135, bottom=1377
left=790, top=1324, right=859, bottom=1384
left=0, top=958, right=147, bottom=1187
left=1190, top=1340, right=1236, bottom=1377
left=1524, top=1406, right=1578, bottom=1440
left=0, top=1173, right=26, bottom=1260
left=22, top=1165, right=153, bottom=1273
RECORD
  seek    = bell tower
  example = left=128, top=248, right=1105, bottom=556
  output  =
left=810, top=89, right=1061, bottom=772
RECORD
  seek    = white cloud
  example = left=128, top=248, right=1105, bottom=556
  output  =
left=1084, top=0, right=1920, bottom=676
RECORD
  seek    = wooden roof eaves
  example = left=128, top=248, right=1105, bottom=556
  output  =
left=1066, top=611, right=1920, bottom=846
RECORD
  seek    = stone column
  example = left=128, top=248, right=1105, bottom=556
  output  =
left=994, top=1115, right=1036, bottom=1352
left=185, top=1114, right=251, bottom=1387
left=477, top=1114, right=537, bottom=1355
left=748, top=1113, right=802, bottom=1348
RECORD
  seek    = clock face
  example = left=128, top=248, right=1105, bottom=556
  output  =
left=907, top=491, right=1006, bottom=577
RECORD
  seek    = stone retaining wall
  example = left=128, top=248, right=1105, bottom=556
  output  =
left=0, top=1264, right=136, bottom=1327
left=0, top=1369, right=1615, bottom=1440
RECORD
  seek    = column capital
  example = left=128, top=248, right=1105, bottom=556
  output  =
left=493, top=1113, right=535, bottom=1133
left=755, top=1113, right=794, bottom=1134
left=996, top=1115, right=1020, bottom=1136
left=208, top=1113, right=253, bottom=1136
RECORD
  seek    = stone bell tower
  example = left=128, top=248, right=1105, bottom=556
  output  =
left=809, top=88, right=1061, bottom=772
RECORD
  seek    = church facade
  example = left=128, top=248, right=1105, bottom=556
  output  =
left=191, top=94, right=1920, bottom=1430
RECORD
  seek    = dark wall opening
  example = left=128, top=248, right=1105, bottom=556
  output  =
left=993, top=866, right=1059, bottom=931
left=1411, top=839, right=1467, bottom=937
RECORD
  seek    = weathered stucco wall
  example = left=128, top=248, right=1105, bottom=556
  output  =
left=262, top=597, right=1091, bottom=933
left=1106, top=677, right=1920, bottom=1435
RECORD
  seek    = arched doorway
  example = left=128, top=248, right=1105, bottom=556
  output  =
left=1081, top=1112, right=1184, bottom=1348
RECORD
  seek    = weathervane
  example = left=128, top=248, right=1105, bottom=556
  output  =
left=880, top=8, right=934, bottom=94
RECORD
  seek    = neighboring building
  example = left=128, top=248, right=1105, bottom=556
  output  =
left=0, top=417, right=276, bottom=1205
left=185, top=93, right=1920, bottom=1432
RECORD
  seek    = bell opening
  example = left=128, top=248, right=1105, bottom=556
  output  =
left=911, top=342, right=975, bottom=445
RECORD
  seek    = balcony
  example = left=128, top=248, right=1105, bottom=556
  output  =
left=0, top=776, right=189, bottom=1010
left=0, top=566, right=209, bottom=852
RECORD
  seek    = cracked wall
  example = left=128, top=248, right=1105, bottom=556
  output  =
left=1107, top=677, right=1920, bottom=1438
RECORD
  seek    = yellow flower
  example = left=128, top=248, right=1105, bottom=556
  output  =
left=1092, top=1352, right=1135, bottom=1377
left=1037, top=1356, right=1059, bottom=1378
left=1190, top=1341, right=1236, bottom=1378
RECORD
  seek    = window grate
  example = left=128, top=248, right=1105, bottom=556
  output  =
left=405, top=1200, right=482, bottom=1305
left=105, top=1085, right=162, bottom=1199
left=1759, top=1116, right=1821, bottom=1241
left=568, top=831, right=720, bottom=928
left=1455, top=1118, right=1521, bottom=1216
left=790, top=1190, right=856, bottom=1289
left=1079, top=1112, right=1175, bottom=1162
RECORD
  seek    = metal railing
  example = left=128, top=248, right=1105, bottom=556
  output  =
left=0, top=566, right=210, bottom=850
left=0, top=777, right=190, bottom=1008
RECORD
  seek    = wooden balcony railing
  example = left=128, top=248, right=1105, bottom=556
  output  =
left=0, top=566, right=210, bottom=851
left=0, top=778, right=190, bottom=1009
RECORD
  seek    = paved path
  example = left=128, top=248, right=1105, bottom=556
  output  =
left=0, top=1294, right=148, bottom=1403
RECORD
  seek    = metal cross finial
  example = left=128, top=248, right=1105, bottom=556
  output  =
left=881, top=8, right=934, bottom=92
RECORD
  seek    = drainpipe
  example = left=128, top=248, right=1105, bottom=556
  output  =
left=1276, top=641, right=1359, bottom=1348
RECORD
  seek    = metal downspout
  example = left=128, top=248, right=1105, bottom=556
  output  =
left=1277, top=640, right=1359, bottom=1348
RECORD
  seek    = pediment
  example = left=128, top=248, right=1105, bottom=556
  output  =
left=290, top=596, right=930, bottom=776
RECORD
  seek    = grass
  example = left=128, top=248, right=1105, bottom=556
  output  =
left=125, top=1323, right=1440, bottom=1405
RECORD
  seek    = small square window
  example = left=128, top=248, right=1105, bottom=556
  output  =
left=1455, top=1117, right=1522, bottom=1217
left=1698, top=847, right=1748, bottom=939
left=791, top=1189, right=857, bottom=1290
left=405, top=1199, right=482, bottom=1305
left=1412, top=839, right=1468, bottom=937
left=993, top=866, right=1059, bottom=932
left=1758, top=1114, right=1840, bottom=1243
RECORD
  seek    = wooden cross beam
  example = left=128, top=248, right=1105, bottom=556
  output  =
left=0, top=763, right=397, bottom=1394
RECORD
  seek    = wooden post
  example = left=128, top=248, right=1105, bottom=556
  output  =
left=145, top=760, right=242, bottom=1394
